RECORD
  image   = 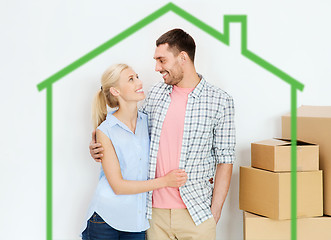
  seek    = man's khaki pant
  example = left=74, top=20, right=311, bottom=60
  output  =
left=147, top=208, right=216, bottom=240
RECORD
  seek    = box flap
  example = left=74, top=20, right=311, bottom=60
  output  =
left=253, top=139, right=290, bottom=147
left=274, top=138, right=318, bottom=146
left=252, top=138, right=316, bottom=147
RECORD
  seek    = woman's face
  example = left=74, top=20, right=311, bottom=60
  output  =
left=115, top=67, right=145, bottom=103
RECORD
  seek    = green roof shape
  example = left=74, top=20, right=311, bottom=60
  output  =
left=37, top=2, right=304, bottom=91
left=37, top=2, right=303, bottom=240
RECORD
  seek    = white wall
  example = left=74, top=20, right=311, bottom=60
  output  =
left=1, top=0, right=331, bottom=239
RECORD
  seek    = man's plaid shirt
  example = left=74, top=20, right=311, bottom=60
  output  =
left=141, top=75, right=236, bottom=226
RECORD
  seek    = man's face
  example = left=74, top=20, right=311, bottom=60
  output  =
left=153, top=43, right=184, bottom=85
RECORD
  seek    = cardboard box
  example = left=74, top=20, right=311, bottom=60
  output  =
left=282, top=105, right=331, bottom=215
left=239, top=166, right=323, bottom=220
left=251, top=138, right=319, bottom=172
left=244, top=211, right=331, bottom=240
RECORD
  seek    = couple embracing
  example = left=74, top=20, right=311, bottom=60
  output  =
left=81, top=28, right=235, bottom=240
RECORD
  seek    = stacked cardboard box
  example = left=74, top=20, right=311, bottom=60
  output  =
left=240, top=138, right=322, bottom=220
left=240, top=105, right=331, bottom=239
left=251, top=139, right=319, bottom=172
left=282, top=105, right=331, bottom=216
left=243, top=212, right=331, bottom=240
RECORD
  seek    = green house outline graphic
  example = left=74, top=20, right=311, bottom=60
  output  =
left=37, top=2, right=304, bottom=240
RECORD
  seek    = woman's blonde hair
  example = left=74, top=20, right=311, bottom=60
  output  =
left=92, top=63, right=129, bottom=129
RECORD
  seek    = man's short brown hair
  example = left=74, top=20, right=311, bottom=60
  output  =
left=156, top=29, right=196, bottom=62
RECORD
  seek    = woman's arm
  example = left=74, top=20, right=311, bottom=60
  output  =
left=97, top=129, right=187, bottom=195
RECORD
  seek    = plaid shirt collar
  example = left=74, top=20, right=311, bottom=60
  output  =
left=165, top=73, right=205, bottom=98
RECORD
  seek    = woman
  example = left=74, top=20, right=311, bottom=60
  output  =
left=81, top=64, right=187, bottom=240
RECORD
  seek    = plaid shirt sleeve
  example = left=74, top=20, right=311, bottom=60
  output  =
left=212, top=95, right=236, bottom=164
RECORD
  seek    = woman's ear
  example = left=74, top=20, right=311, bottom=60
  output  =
left=109, top=87, right=120, bottom=97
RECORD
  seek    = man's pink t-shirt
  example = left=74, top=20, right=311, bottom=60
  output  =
left=152, top=85, right=194, bottom=209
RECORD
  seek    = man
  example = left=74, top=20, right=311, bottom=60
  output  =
left=89, top=28, right=235, bottom=240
